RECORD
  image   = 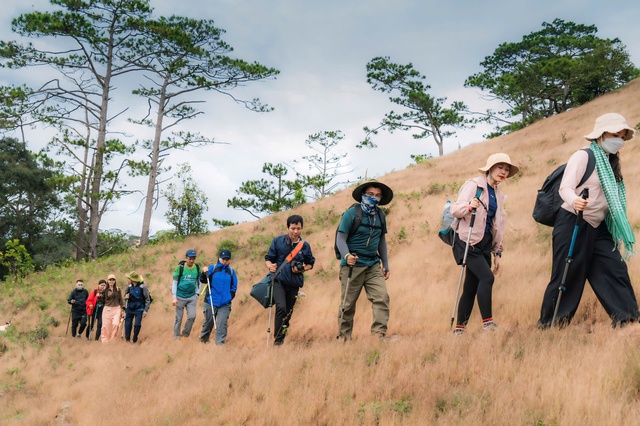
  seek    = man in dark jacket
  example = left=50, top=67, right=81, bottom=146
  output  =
left=199, top=250, right=238, bottom=345
left=67, top=279, right=89, bottom=338
left=265, top=215, right=315, bottom=345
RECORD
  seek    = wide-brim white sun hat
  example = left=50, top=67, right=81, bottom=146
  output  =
left=584, top=113, right=635, bottom=141
left=478, top=153, right=519, bottom=178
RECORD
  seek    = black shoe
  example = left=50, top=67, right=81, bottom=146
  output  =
left=274, top=340, right=284, bottom=346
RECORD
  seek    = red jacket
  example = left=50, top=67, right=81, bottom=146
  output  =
left=86, top=289, right=100, bottom=316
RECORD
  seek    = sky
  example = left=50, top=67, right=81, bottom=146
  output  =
left=2, top=0, right=639, bottom=236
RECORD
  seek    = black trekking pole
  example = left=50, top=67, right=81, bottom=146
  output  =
left=450, top=187, right=484, bottom=330
left=551, top=188, right=589, bottom=328
left=266, top=273, right=275, bottom=348
left=89, top=305, right=98, bottom=340
left=339, top=253, right=356, bottom=325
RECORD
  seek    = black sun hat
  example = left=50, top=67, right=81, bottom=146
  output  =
left=351, top=180, right=394, bottom=205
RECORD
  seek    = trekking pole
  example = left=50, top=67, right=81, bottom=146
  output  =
left=90, top=304, right=99, bottom=340
left=552, top=188, right=589, bottom=328
left=207, top=274, right=217, bottom=331
left=339, top=253, right=356, bottom=324
left=65, top=306, right=72, bottom=336
left=450, top=187, right=484, bottom=330
left=266, top=274, right=275, bottom=348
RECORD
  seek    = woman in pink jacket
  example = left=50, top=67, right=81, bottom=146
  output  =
left=451, top=153, right=518, bottom=335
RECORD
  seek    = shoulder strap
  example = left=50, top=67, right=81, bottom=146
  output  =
left=578, top=148, right=595, bottom=187
left=177, top=263, right=185, bottom=283
left=285, top=240, right=304, bottom=263
left=348, top=204, right=362, bottom=238
left=272, top=240, right=305, bottom=280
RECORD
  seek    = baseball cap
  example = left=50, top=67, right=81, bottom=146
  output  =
left=219, top=250, right=231, bottom=259
left=186, top=249, right=197, bottom=257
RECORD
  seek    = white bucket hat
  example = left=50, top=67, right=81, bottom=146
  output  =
left=478, top=153, right=519, bottom=178
left=584, top=113, right=635, bottom=141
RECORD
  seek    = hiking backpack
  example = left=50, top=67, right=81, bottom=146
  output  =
left=438, top=200, right=456, bottom=246
left=126, top=284, right=146, bottom=310
left=333, top=203, right=387, bottom=259
left=532, top=148, right=595, bottom=227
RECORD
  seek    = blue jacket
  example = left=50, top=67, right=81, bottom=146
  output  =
left=265, top=235, right=315, bottom=288
left=204, top=262, right=238, bottom=307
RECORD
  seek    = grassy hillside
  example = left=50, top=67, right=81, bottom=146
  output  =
left=2, top=79, right=640, bottom=425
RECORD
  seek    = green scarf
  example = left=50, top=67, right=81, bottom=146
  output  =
left=590, top=141, right=635, bottom=259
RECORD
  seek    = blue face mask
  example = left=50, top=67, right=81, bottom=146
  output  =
left=601, top=137, right=624, bottom=154
left=361, top=195, right=379, bottom=215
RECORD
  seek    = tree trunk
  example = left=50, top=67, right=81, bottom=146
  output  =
left=140, top=78, right=169, bottom=247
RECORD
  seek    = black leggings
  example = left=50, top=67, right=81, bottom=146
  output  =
left=454, top=232, right=494, bottom=326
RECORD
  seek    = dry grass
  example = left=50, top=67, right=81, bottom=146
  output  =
left=2, top=79, right=640, bottom=425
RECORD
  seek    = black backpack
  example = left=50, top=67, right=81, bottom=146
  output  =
left=334, top=203, right=387, bottom=259
left=532, top=148, right=595, bottom=227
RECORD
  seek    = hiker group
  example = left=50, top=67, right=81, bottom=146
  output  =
left=66, top=112, right=640, bottom=344
left=67, top=272, right=151, bottom=344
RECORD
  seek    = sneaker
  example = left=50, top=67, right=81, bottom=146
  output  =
left=274, top=340, right=284, bottom=346
left=453, top=325, right=465, bottom=336
left=75, top=334, right=82, bottom=339
left=483, top=323, right=498, bottom=331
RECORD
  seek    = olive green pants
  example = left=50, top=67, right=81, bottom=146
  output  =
left=338, top=265, right=389, bottom=338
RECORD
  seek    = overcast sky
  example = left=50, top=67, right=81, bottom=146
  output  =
left=2, top=0, right=639, bottom=235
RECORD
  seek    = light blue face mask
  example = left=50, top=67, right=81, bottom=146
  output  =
left=601, top=137, right=624, bottom=154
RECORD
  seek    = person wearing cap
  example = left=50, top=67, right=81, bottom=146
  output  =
left=123, top=271, right=151, bottom=344
left=172, top=249, right=206, bottom=340
left=199, top=250, right=238, bottom=345
left=336, top=180, right=393, bottom=341
left=537, top=112, right=639, bottom=329
left=450, top=153, right=518, bottom=335
left=85, top=279, right=106, bottom=340
left=265, top=215, right=316, bottom=345
left=67, top=279, right=89, bottom=338
left=101, top=274, right=125, bottom=343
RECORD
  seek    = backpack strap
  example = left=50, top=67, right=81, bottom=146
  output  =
left=349, top=203, right=386, bottom=236
left=348, top=204, right=362, bottom=239
left=578, top=148, right=595, bottom=187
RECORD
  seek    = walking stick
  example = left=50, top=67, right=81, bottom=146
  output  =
left=89, top=304, right=98, bottom=340
left=266, top=274, right=275, bottom=348
left=339, top=253, right=357, bottom=327
left=450, top=187, right=484, bottom=330
left=207, top=273, right=217, bottom=331
left=65, top=307, right=72, bottom=336
left=551, top=188, right=589, bottom=327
